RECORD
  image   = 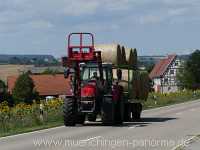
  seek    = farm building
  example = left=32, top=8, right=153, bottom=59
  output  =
left=7, top=74, right=71, bottom=98
left=149, top=54, right=182, bottom=93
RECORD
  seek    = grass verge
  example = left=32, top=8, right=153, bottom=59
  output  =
left=1, top=120, right=63, bottom=138
left=143, top=91, right=200, bottom=109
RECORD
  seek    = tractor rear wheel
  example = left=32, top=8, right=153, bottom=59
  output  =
left=63, top=98, right=76, bottom=126
left=101, top=97, right=115, bottom=125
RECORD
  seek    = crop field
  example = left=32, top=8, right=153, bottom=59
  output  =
left=0, top=65, right=33, bottom=83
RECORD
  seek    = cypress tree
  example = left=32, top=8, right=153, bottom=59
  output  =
left=133, top=48, right=138, bottom=70
left=128, top=49, right=134, bottom=68
left=117, top=45, right=122, bottom=66
left=121, top=46, right=127, bottom=65
left=0, top=80, right=7, bottom=103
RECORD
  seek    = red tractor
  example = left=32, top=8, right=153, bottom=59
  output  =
left=63, top=33, right=124, bottom=126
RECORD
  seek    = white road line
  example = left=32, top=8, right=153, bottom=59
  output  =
left=81, top=136, right=102, bottom=142
left=128, top=126, right=136, bottom=129
left=129, top=125, right=141, bottom=129
left=171, top=136, right=196, bottom=150
left=0, top=126, right=64, bottom=140
left=175, top=112, right=182, bottom=115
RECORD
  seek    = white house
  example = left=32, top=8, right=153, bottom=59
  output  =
left=150, top=55, right=182, bottom=93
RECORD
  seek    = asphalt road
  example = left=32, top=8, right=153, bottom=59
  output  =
left=1, top=100, right=200, bottom=150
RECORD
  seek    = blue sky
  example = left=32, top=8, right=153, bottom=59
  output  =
left=0, top=0, right=200, bottom=57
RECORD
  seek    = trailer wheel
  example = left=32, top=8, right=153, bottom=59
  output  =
left=88, top=114, right=97, bottom=122
left=132, top=103, right=142, bottom=120
left=114, top=98, right=124, bottom=124
left=124, top=103, right=131, bottom=122
left=63, top=98, right=76, bottom=126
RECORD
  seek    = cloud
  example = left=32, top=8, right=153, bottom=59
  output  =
left=28, top=20, right=54, bottom=29
left=1, top=0, right=200, bottom=56
left=168, top=8, right=188, bottom=16
left=139, top=15, right=164, bottom=25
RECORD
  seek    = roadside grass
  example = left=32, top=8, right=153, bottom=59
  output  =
left=1, top=120, right=63, bottom=138
left=1, top=90, right=200, bottom=138
left=143, top=90, right=200, bottom=109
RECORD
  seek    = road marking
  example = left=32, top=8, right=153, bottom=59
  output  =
left=129, top=126, right=136, bottom=129
left=0, top=126, right=64, bottom=140
left=129, top=125, right=141, bottom=129
left=81, top=136, right=102, bottom=142
left=175, top=112, right=182, bottom=115
left=171, top=136, right=196, bottom=150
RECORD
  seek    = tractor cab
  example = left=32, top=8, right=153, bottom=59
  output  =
left=79, top=63, right=113, bottom=113
left=80, top=63, right=113, bottom=93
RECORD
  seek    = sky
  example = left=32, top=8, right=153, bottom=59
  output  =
left=0, top=0, right=200, bottom=57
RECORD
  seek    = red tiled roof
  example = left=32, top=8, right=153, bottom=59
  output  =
left=149, top=55, right=177, bottom=79
left=7, top=74, right=71, bottom=96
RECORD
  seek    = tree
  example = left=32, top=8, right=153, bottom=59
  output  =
left=117, top=45, right=122, bottom=66
left=0, top=80, right=7, bottom=103
left=121, top=46, right=127, bottom=65
left=146, top=63, right=155, bottom=73
left=12, top=73, right=38, bottom=104
left=177, top=50, right=200, bottom=90
left=128, top=48, right=138, bottom=70
left=133, top=49, right=138, bottom=69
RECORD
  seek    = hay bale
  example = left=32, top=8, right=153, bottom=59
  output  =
left=95, top=44, right=133, bottom=66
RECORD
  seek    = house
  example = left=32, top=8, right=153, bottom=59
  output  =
left=149, top=54, right=182, bottom=93
left=7, top=74, right=71, bottom=98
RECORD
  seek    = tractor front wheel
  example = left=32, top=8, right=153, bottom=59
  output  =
left=63, top=98, right=76, bottom=126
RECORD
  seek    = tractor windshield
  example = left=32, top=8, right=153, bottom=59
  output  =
left=82, top=67, right=107, bottom=81
left=81, top=64, right=112, bottom=92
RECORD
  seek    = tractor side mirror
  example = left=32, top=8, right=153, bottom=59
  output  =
left=116, top=69, right=122, bottom=81
left=64, top=68, right=70, bottom=79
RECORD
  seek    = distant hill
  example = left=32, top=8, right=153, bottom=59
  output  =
left=0, top=54, right=59, bottom=66
left=138, top=55, right=189, bottom=68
